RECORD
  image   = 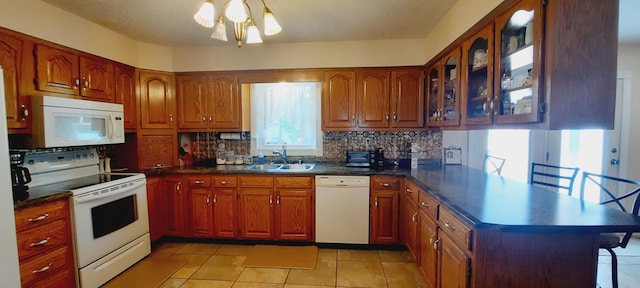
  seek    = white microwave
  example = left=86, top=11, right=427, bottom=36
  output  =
left=30, top=96, right=125, bottom=148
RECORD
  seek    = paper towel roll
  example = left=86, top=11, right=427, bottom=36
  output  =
left=220, top=133, right=242, bottom=140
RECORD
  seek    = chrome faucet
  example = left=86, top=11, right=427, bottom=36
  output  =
left=273, top=145, right=287, bottom=164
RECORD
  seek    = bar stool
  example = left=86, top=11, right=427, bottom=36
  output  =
left=483, top=154, right=506, bottom=176
left=529, top=162, right=579, bottom=195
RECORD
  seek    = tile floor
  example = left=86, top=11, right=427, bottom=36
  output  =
left=103, top=237, right=640, bottom=288
left=102, top=241, right=426, bottom=288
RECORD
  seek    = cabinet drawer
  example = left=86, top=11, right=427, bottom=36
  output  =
left=15, top=200, right=68, bottom=232
left=187, top=175, right=211, bottom=187
left=275, top=176, right=312, bottom=188
left=239, top=176, right=274, bottom=187
left=212, top=175, right=238, bottom=187
left=17, top=219, right=69, bottom=260
left=404, top=180, right=420, bottom=204
left=418, top=190, right=438, bottom=221
left=19, top=245, right=71, bottom=286
left=439, top=206, right=473, bottom=251
left=31, top=268, right=75, bottom=288
left=372, top=176, right=400, bottom=190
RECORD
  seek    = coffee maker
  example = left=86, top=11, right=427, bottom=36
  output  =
left=10, top=150, right=31, bottom=201
left=369, top=147, right=385, bottom=170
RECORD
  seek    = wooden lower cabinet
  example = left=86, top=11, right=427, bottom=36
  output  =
left=213, top=189, right=238, bottom=238
left=438, top=230, right=471, bottom=288
left=370, top=190, right=399, bottom=244
left=14, top=199, right=75, bottom=288
left=146, top=176, right=167, bottom=242
left=239, top=188, right=275, bottom=239
left=164, top=175, right=186, bottom=236
left=276, top=189, right=313, bottom=241
left=189, top=187, right=214, bottom=237
left=405, top=199, right=420, bottom=260
left=419, top=210, right=438, bottom=288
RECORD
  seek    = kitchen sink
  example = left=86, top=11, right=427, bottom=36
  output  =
left=243, top=163, right=315, bottom=172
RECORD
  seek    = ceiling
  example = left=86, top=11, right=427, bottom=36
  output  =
left=41, top=0, right=640, bottom=47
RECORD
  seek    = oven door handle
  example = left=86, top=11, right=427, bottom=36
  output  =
left=74, top=179, right=145, bottom=203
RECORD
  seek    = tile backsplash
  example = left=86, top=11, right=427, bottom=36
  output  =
left=182, top=131, right=442, bottom=164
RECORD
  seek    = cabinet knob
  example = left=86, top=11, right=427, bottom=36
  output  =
left=444, top=221, right=457, bottom=231
left=220, top=180, right=228, bottom=185
left=393, top=113, right=397, bottom=121
left=72, top=76, right=79, bottom=90
left=385, top=114, right=390, bottom=121
left=421, top=201, right=429, bottom=208
left=213, top=195, right=217, bottom=204
left=374, top=197, right=378, bottom=208
left=202, top=116, right=206, bottom=123
left=169, top=113, right=173, bottom=123
left=209, top=116, right=213, bottom=123
left=206, top=195, right=210, bottom=204
left=383, top=183, right=390, bottom=187
left=269, top=195, right=273, bottom=206
left=406, top=188, right=413, bottom=193
left=352, top=113, right=356, bottom=122
left=276, top=195, right=280, bottom=206
left=21, top=105, right=29, bottom=121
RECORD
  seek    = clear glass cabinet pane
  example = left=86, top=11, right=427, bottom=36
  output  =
left=427, top=67, right=439, bottom=123
left=465, top=37, right=490, bottom=119
left=443, top=56, right=458, bottom=121
left=498, top=9, right=534, bottom=116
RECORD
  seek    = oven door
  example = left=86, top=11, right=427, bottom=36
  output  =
left=71, top=177, right=149, bottom=268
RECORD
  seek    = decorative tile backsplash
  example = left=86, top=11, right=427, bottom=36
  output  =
left=181, top=131, right=442, bottom=164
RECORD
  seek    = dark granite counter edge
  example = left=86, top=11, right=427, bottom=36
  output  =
left=14, top=190, right=73, bottom=210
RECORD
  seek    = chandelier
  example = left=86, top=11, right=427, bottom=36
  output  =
left=194, top=0, right=282, bottom=47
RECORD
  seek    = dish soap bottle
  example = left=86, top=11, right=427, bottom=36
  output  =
left=258, top=152, right=264, bottom=164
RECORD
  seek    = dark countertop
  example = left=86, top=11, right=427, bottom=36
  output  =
left=158, top=162, right=640, bottom=234
left=13, top=187, right=72, bottom=210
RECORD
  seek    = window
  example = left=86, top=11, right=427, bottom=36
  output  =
left=250, top=82, right=322, bottom=156
left=487, top=129, right=530, bottom=182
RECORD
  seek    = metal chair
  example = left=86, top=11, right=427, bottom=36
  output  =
left=579, top=172, right=640, bottom=288
left=483, top=154, right=506, bottom=175
left=529, top=162, right=579, bottom=195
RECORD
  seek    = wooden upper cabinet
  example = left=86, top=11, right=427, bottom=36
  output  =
left=177, top=74, right=209, bottom=129
left=35, top=44, right=115, bottom=102
left=115, top=64, right=137, bottom=130
left=138, top=69, right=176, bottom=129
left=391, top=68, right=424, bottom=128
left=461, top=24, right=494, bottom=126
left=209, top=74, right=241, bottom=130
left=440, top=49, right=462, bottom=128
left=357, top=69, right=391, bottom=128
left=322, top=70, right=357, bottom=129
left=176, top=73, right=241, bottom=131
left=492, top=0, right=542, bottom=125
left=0, top=31, right=29, bottom=130
left=35, top=44, right=79, bottom=95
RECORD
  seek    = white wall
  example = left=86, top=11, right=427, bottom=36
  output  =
left=617, top=44, right=640, bottom=181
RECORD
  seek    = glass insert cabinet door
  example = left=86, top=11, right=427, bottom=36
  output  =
left=441, top=49, right=461, bottom=127
left=462, top=24, right=494, bottom=126
left=426, top=65, right=440, bottom=127
left=493, top=0, right=542, bottom=124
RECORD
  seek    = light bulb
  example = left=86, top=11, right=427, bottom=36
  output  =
left=226, top=0, right=248, bottom=23
left=194, top=0, right=215, bottom=28
left=263, top=7, right=281, bottom=36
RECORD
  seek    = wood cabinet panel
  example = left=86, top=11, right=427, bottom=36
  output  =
left=177, top=74, right=209, bottom=129
left=439, top=207, right=473, bottom=251
left=213, top=189, right=238, bottom=238
left=419, top=210, right=437, bottom=288
left=322, top=70, right=357, bottom=129
left=138, top=70, right=175, bottom=129
left=19, top=245, right=72, bottom=287
left=79, top=55, right=114, bottom=101
left=275, top=176, right=312, bottom=188
left=239, top=189, right=274, bottom=239
left=139, top=134, right=176, bottom=169
left=115, top=63, right=137, bottom=130
left=146, top=176, right=166, bottom=242
left=391, top=68, right=424, bottom=128
left=372, top=175, right=400, bottom=190
left=164, top=176, right=185, bottom=236
left=357, top=70, right=390, bottom=128
left=208, top=74, right=241, bottom=130
left=438, top=231, right=471, bottom=288
left=239, top=176, right=274, bottom=187
left=14, top=200, right=67, bottom=231
left=276, top=189, right=312, bottom=241
left=405, top=200, right=420, bottom=260
left=212, top=175, right=238, bottom=187
left=35, top=44, right=79, bottom=94
left=189, top=188, right=214, bottom=237
left=370, top=190, right=398, bottom=244
left=0, top=31, right=29, bottom=130
left=16, top=219, right=68, bottom=260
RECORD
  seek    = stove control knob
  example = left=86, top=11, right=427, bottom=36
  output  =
left=83, top=154, right=88, bottom=159
left=89, top=153, right=94, bottom=158
left=76, top=154, right=81, bottom=160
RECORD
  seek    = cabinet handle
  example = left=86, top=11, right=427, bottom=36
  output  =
left=32, top=263, right=52, bottom=274
left=213, top=195, right=217, bottom=205
left=429, top=232, right=436, bottom=245
left=276, top=195, right=280, bottom=206
left=72, top=76, right=79, bottom=90
left=393, top=113, right=397, bottom=121
left=269, top=195, right=273, bottom=206
left=420, top=201, right=429, bottom=208
left=169, top=113, right=173, bottom=123
left=385, top=114, right=390, bottom=121
left=383, top=183, right=390, bottom=187
left=27, top=214, right=49, bottom=222
left=220, top=180, right=228, bottom=185
left=352, top=113, right=355, bottom=122
left=209, top=116, right=213, bottom=123
left=374, top=197, right=378, bottom=208
left=412, top=212, right=417, bottom=222
left=176, top=182, right=181, bottom=193
left=206, top=195, right=210, bottom=204
left=406, top=188, right=413, bottom=193
left=202, top=116, right=206, bottom=123
left=21, top=105, right=29, bottom=121
left=444, top=221, right=457, bottom=231
left=193, top=180, right=204, bottom=184
left=83, top=77, right=89, bottom=91
left=30, top=237, right=51, bottom=247
left=433, top=238, right=439, bottom=250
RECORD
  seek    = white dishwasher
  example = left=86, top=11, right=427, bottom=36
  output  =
left=315, top=175, right=370, bottom=244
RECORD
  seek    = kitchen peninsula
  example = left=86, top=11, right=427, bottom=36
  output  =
left=156, top=163, right=640, bottom=288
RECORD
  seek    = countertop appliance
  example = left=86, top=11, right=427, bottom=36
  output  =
left=10, top=149, right=31, bottom=202
left=315, top=175, right=370, bottom=244
left=0, top=67, right=23, bottom=287
left=25, top=148, right=149, bottom=288
left=346, top=151, right=370, bottom=167
left=29, top=96, right=125, bottom=148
